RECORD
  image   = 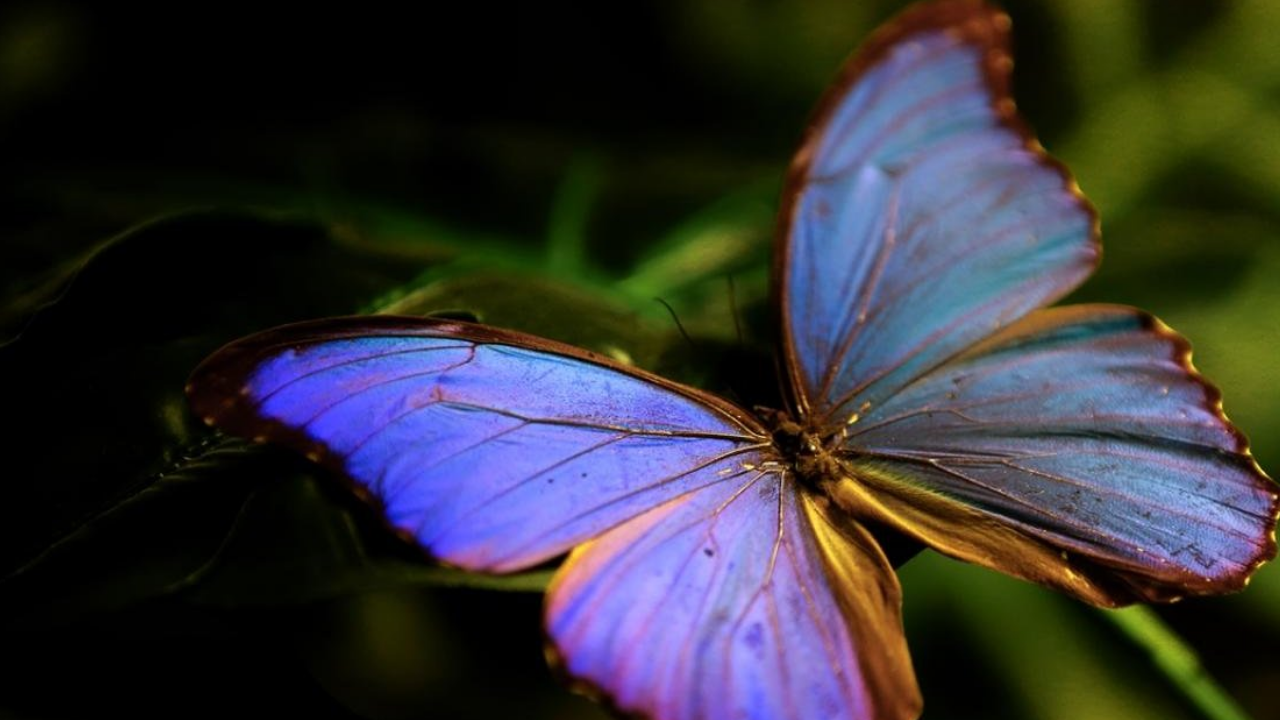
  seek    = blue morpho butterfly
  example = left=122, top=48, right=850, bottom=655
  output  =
left=187, top=1, right=1279, bottom=719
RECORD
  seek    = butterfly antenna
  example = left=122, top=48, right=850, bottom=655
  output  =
left=654, top=297, right=697, bottom=354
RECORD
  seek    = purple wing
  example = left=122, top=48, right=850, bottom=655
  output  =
left=186, top=316, right=772, bottom=572
left=835, top=306, right=1278, bottom=606
left=546, top=471, right=919, bottom=720
left=776, top=0, right=1098, bottom=427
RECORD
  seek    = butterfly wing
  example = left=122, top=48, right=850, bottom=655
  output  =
left=546, top=470, right=919, bottom=720
left=776, top=0, right=1276, bottom=606
left=836, top=306, right=1277, bottom=605
left=777, top=0, right=1097, bottom=425
left=189, top=315, right=919, bottom=718
left=186, top=316, right=773, bottom=572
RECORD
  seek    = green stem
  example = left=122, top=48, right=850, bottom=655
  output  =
left=546, top=154, right=603, bottom=278
left=1100, top=605, right=1254, bottom=720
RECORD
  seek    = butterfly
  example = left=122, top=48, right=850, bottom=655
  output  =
left=186, top=1, right=1279, bottom=718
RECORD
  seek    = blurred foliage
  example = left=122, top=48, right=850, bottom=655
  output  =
left=1, top=1, right=1278, bottom=719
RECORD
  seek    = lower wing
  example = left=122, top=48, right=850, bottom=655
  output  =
left=837, top=305, right=1277, bottom=606
left=546, top=470, right=919, bottom=720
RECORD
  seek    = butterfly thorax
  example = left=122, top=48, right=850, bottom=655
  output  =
left=757, top=407, right=845, bottom=487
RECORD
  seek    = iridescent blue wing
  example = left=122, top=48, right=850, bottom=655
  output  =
left=189, top=315, right=921, bottom=717
left=774, top=0, right=1275, bottom=606
left=836, top=306, right=1277, bottom=606
left=777, top=0, right=1098, bottom=426
left=186, top=316, right=773, bottom=572
left=546, top=471, right=919, bottom=720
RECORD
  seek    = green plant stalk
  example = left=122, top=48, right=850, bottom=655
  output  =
left=1100, top=605, right=1253, bottom=720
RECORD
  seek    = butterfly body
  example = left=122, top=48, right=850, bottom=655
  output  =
left=187, top=2, right=1277, bottom=719
left=750, top=406, right=838, bottom=487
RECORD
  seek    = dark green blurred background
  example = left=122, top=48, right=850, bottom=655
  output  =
left=1, top=1, right=1278, bottom=719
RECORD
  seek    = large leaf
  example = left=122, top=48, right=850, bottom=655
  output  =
left=0, top=212, right=432, bottom=618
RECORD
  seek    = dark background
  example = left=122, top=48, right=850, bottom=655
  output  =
left=2, top=1, right=1278, bottom=719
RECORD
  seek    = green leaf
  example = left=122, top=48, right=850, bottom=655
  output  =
left=0, top=211, right=430, bottom=619
left=384, top=269, right=677, bottom=369
left=0, top=440, right=279, bottom=627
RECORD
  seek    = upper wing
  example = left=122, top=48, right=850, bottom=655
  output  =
left=835, top=305, right=1278, bottom=606
left=546, top=470, right=919, bottom=720
left=186, top=316, right=772, bottom=572
left=777, top=0, right=1098, bottom=427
